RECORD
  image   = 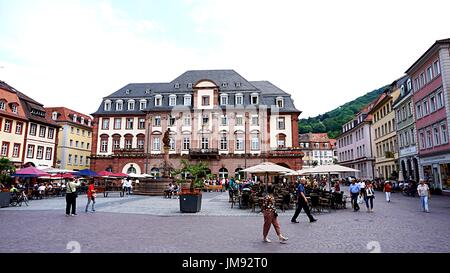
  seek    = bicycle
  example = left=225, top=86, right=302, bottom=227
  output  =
left=10, top=191, right=29, bottom=207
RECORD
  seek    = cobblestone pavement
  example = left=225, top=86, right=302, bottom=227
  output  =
left=1, top=188, right=449, bottom=253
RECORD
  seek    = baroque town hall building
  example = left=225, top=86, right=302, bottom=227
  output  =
left=90, top=70, right=303, bottom=178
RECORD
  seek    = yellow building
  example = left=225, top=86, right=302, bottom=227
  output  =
left=369, top=80, right=401, bottom=180
left=45, top=107, right=93, bottom=171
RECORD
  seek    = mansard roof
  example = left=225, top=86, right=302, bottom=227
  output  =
left=93, top=70, right=300, bottom=115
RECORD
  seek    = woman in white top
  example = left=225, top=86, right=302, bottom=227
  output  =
left=364, top=182, right=375, bottom=212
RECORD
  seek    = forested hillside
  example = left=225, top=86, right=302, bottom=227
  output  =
left=299, top=85, right=388, bottom=139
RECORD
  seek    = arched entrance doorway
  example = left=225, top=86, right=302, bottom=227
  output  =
left=406, top=159, right=412, bottom=180
left=218, top=168, right=228, bottom=179
left=235, top=168, right=244, bottom=180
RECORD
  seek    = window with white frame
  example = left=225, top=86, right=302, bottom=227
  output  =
left=36, top=146, right=44, bottom=159
left=184, top=114, right=191, bottom=126
left=100, top=139, right=108, bottom=152
left=153, top=116, right=161, bottom=127
left=80, top=156, right=84, bottom=166
left=426, top=129, right=432, bottom=148
left=1, top=142, right=9, bottom=156
left=169, top=95, right=177, bottom=106
left=74, top=155, right=78, bottom=165
left=140, top=99, right=147, bottom=110
left=113, top=139, right=120, bottom=150
left=251, top=93, right=259, bottom=105
left=434, top=60, right=440, bottom=75
left=137, top=139, right=144, bottom=150
left=251, top=133, right=259, bottom=150
left=220, top=94, right=228, bottom=105
left=423, top=100, right=429, bottom=115
left=153, top=137, right=160, bottom=151
left=433, top=126, right=440, bottom=146
left=236, top=136, right=244, bottom=151
left=104, top=100, right=111, bottom=111
left=12, top=144, right=20, bottom=157
left=48, top=128, right=54, bottom=139
left=125, top=139, right=132, bottom=149
left=277, top=117, right=285, bottom=130
left=430, top=96, right=436, bottom=112
left=235, top=93, right=243, bottom=105
left=236, top=116, right=243, bottom=126
left=201, top=137, right=209, bottom=149
left=441, top=122, right=448, bottom=144
left=221, top=115, right=228, bottom=126
left=114, top=118, right=121, bottom=130
left=68, top=154, right=72, bottom=164
left=437, top=91, right=444, bottom=108
left=155, top=95, right=162, bottom=106
left=128, top=100, right=135, bottom=110
left=202, top=96, right=210, bottom=106
left=251, top=115, right=258, bottom=126
left=407, top=79, right=412, bottom=91
left=11, top=104, right=18, bottom=113
left=220, top=134, right=228, bottom=150
left=169, top=115, right=176, bottom=126
left=169, top=138, right=175, bottom=151
left=39, top=126, right=46, bottom=138
left=427, top=66, right=434, bottom=82
left=116, top=100, right=123, bottom=111
left=138, top=118, right=145, bottom=129
left=276, top=97, right=284, bottom=108
left=420, top=73, right=425, bottom=87
left=0, top=100, right=5, bottom=110
left=416, top=103, right=422, bottom=119
left=126, top=118, right=134, bottom=129
left=183, top=137, right=190, bottom=150
left=202, top=115, right=209, bottom=125
left=408, top=102, right=413, bottom=116
left=184, top=95, right=191, bottom=106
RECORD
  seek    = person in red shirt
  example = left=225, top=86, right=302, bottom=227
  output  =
left=383, top=181, right=392, bottom=202
left=85, top=180, right=96, bottom=213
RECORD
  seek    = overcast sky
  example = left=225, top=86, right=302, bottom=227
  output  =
left=1, top=0, right=449, bottom=118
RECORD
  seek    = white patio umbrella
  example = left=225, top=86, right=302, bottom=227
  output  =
left=302, top=164, right=360, bottom=190
left=242, top=162, right=295, bottom=193
left=41, top=167, right=76, bottom=174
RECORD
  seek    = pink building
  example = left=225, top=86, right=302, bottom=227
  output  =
left=406, top=39, right=450, bottom=193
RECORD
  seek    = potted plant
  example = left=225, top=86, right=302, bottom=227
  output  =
left=174, top=160, right=208, bottom=213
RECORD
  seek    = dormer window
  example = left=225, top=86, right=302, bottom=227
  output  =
left=52, top=112, right=58, bottom=120
left=104, top=100, right=111, bottom=111
left=11, top=103, right=18, bottom=113
left=187, top=83, right=193, bottom=88
left=125, top=89, right=131, bottom=95
left=140, top=99, right=147, bottom=110
left=80, top=117, right=85, bottom=124
left=145, top=89, right=151, bottom=94
left=407, top=79, right=412, bottom=91
left=88, top=120, right=92, bottom=127
left=220, top=94, right=228, bottom=105
left=276, top=97, right=284, bottom=108
left=221, top=82, right=228, bottom=88
left=184, top=94, right=192, bottom=106
left=169, top=95, right=177, bottom=106
left=155, top=95, right=162, bottom=107
left=73, top=114, right=77, bottom=122
left=0, top=100, right=5, bottom=111
left=236, top=93, right=243, bottom=105
left=116, top=100, right=123, bottom=111
left=235, top=82, right=241, bottom=87
left=174, top=83, right=180, bottom=89
left=128, top=99, right=135, bottom=111
left=251, top=93, right=259, bottom=105
left=400, top=85, right=405, bottom=96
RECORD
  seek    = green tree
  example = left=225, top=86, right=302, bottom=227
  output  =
left=0, top=157, right=15, bottom=185
left=174, top=159, right=210, bottom=190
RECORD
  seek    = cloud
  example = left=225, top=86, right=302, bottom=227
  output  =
left=1, top=0, right=450, bottom=118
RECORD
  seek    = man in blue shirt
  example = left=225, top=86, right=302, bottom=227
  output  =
left=349, top=180, right=361, bottom=211
left=291, top=179, right=317, bottom=223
